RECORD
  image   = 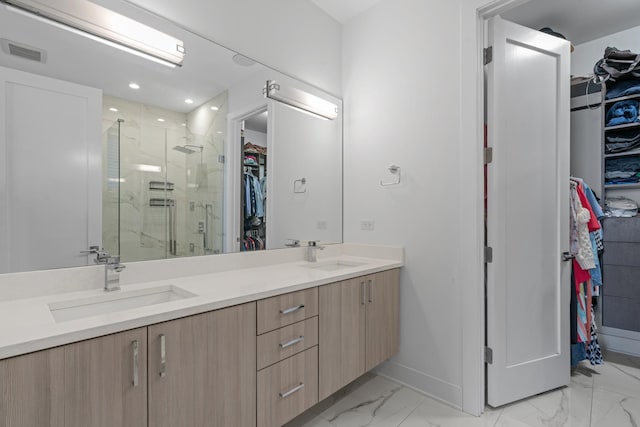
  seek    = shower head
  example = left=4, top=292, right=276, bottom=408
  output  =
left=172, top=144, right=203, bottom=154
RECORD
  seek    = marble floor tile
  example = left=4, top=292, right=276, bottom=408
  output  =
left=292, top=356, right=640, bottom=427
left=314, top=375, right=426, bottom=427
left=398, top=397, right=502, bottom=427
left=592, top=361, right=640, bottom=399
left=493, top=382, right=592, bottom=427
left=590, top=388, right=640, bottom=427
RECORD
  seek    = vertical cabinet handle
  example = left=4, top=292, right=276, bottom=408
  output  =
left=360, top=281, right=365, bottom=305
left=159, top=334, right=166, bottom=378
left=132, top=340, right=139, bottom=387
left=367, top=280, right=373, bottom=303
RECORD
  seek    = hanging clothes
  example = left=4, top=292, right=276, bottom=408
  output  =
left=569, top=177, right=604, bottom=367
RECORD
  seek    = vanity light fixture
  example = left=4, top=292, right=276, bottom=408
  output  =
left=264, top=80, right=338, bottom=120
left=129, top=83, right=140, bottom=90
left=3, top=0, right=185, bottom=68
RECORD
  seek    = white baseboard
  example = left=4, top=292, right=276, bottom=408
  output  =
left=600, top=333, right=640, bottom=357
left=375, top=360, right=463, bottom=409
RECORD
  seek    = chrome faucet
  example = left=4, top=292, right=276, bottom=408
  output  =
left=81, top=246, right=126, bottom=291
left=103, top=255, right=125, bottom=292
left=306, top=241, right=325, bottom=262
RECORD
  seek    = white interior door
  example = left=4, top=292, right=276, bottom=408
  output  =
left=0, top=67, right=102, bottom=273
left=486, top=16, right=571, bottom=407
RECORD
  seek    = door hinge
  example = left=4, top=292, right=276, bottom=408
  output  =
left=218, top=154, right=225, bottom=164
left=484, top=246, right=493, bottom=263
left=484, top=346, right=493, bottom=364
left=484, top=147, right=493, bottom=164
left=484, top=46, right=493, bottom=65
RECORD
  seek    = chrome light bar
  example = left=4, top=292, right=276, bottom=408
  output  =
left=265, top=80, right=338, bottom=120
left=3, top=0, right=185, bottom=68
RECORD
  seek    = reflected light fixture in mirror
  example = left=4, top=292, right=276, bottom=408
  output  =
left=265, top=80, right=338, bottom=120
left=3, top=0, right=185, bottom=68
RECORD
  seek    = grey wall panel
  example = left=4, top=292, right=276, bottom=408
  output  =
left=602, top=265, right=640, bottom=298
left=602, top=296, right=640, bottom=332
left=603, top=242, right=640, bottom=267
left=602, top=217, right=640, bottom=242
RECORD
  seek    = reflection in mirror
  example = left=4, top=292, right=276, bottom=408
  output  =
left=0, top=0, right=343, bottom=273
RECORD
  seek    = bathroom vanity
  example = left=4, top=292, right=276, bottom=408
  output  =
left=0, top=244, right=402, bottom=427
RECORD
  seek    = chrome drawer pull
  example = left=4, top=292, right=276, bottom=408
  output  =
left=279, top=382, right=305, bottom=398
left=159, top=334, right=166, bottom=378
left=132, top=340, right=139, bottom=387
left=280, top=305, right=304, bottom=315
left=280, top=336, right=304, bottom=349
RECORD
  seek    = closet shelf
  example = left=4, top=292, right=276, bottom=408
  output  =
left=604, top=183, right=640, bottom=190
left=604, top=122, right=640, bottom=132
left=605, top=93, right=640, bottom=105
left=604, top=149, right=640, bottom=159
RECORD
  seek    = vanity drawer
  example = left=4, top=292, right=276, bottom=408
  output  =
left=257, top=287, right=319, bottom=334
left=257, top=316, right=319, bottom=370
left=257, top=346, right=318, bottom=427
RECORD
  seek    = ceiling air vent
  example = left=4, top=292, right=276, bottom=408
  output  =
left=1, top=39, right=47, bottom=63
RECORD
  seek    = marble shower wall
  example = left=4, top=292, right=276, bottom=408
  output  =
left=184, top=91, right=228, bottom=256
left=102, top=95, right=188, bottom=262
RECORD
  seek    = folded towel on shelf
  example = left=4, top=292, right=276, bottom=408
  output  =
left=605, top=157, right=640, bottom=183
left=606, top=77, right=640, bottom=99
left=605, top=128, right=640, bottom=153
left=606, top=100, right=639, bottom=126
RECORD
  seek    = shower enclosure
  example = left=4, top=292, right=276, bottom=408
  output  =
left=101, top=93, right=226, bottom=263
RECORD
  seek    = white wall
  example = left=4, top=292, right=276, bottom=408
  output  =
left=106, top=0, right=342, bottom=97
left=573, top=25, right=640, bottom=76
left=343, top=0, right=467, bottom=407
left=244, top=129, right=267, bottom=148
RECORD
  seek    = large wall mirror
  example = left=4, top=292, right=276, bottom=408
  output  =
left=0, top=0, right=343, bottom=273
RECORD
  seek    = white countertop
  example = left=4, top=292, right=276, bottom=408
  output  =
left=0, top=246, right=402, bottom=360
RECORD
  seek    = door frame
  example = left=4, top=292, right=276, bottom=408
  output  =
left=459, top=0, right=533, bottom=416
left=224, top=104, right=269, bottom=253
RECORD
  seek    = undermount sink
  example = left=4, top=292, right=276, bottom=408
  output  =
left=48, top=285, right=197, bottom=322
left=304, top=260, right=366, bottom=271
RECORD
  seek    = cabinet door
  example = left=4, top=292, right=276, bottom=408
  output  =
left=195, top=302, right=256, bottom=427
left=148, top=315, right=197, bottom=427
left=365, top=269, right=400, bottom=371
left=64, top=328, right=147, bottom=427
left=318, top=277, right=366, bottom=400
left=148, top=302, right=256, bottom=427
left=0, top=347, right=65, bottom=427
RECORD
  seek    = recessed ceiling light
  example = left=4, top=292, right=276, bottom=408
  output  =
left=109, top=107, right=118, bottom=112
left=210, top=106, right=219, bottom=111
left=129, top=83, right=140, bottom=89
left=216, top=131, right=223, bottom=134
left=181, top=123, right=186, bottom=127
left=157, top=118, right=165, bottom=122
left=232, top=53, right=256, bottom=67
left=185, top=98, right=194, bottom=104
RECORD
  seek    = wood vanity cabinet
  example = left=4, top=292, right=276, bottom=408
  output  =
left=148, top=302, right=256, bottom=427
left=64, top=328, right=148, bottom=427
left=318, top=269, right=400, bottom=400
left=0, top=346, right=65, bottom=427
left=0, top=328, right=147, bottom=427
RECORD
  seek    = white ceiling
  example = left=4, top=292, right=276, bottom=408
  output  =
left=312, top=0, right=640, bottom=46
left=502, top=0, right=640, bottom=45
left=310, top=0, right=382, bottom=24
left=0, top=2, right=266, bottom=113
